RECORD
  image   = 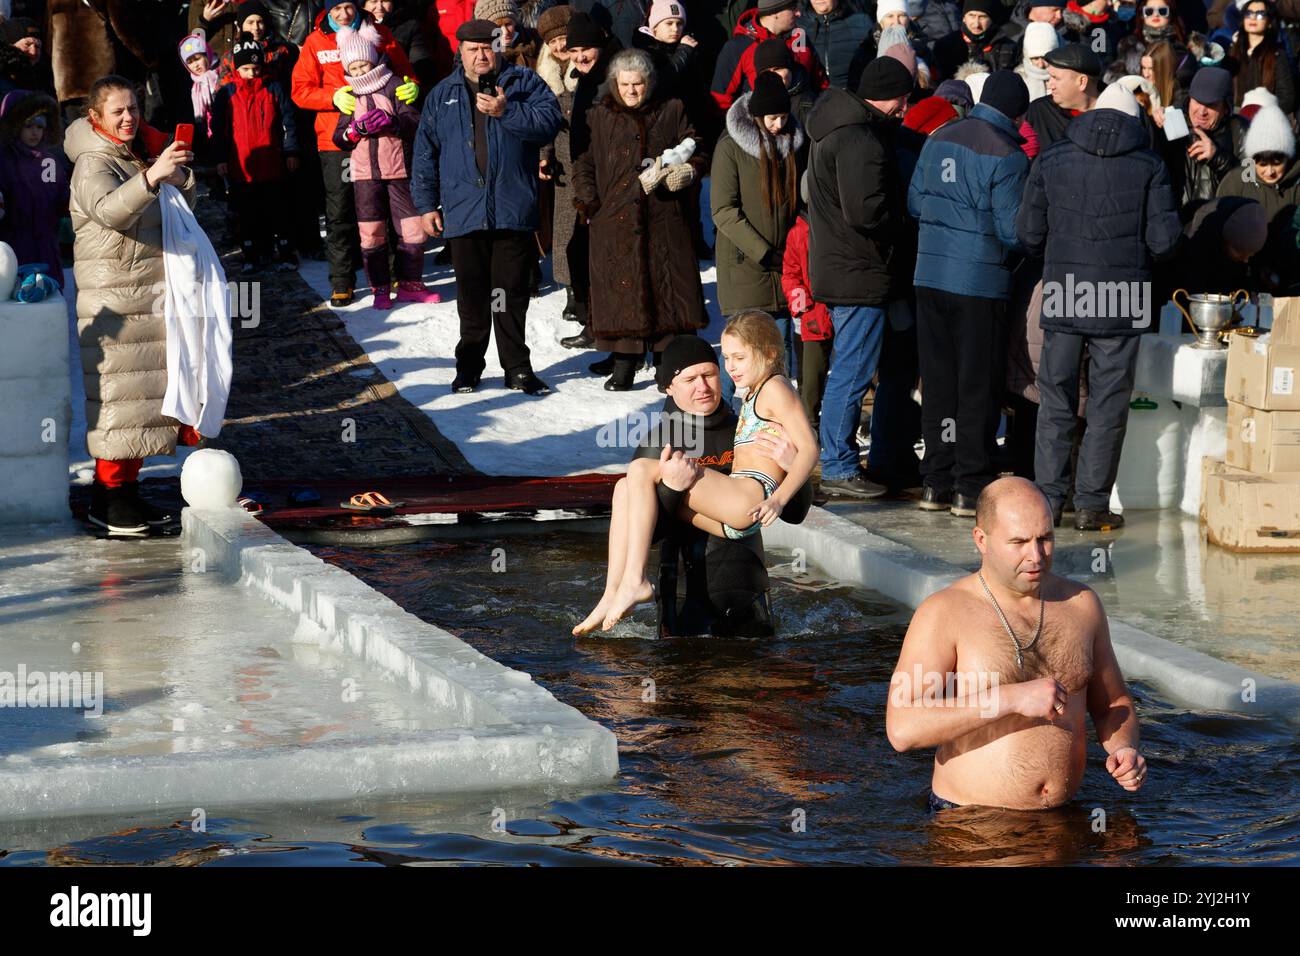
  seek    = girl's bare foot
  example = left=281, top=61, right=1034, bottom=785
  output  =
left=601, top=578, right=655, bottom=631
left=574, top=593, right=616, bottom=636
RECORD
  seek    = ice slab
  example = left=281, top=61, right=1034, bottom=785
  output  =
left=1134, top=333, right=1228, bottom=408
left=1110, top=401, right=1226, bottom=514
left=0, top=515, right=617, bottom=820
left=0, top=294, right=70, bottom=524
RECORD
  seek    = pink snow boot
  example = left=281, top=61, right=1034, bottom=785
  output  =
left=395, top=281, right=441, bottom=304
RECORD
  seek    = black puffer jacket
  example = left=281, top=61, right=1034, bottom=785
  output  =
left=805, top=87, right=906, bottom=306
left=381, top=0, right=436, bottom=96
left=261, top=1, right=326, bottom=47
left=1017, top=107, right=1183, bottom=335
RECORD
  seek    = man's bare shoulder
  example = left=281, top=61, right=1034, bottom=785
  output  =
left=1047, top=574, right=1106, bottom=615
left=914, top=575, right=985, bottom=619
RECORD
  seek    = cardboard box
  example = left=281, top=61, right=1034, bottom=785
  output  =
left=1224, top=333, right=1300, bottom=411
left=1201, top=457, right=1300, bottom=552
left=1269, top=297, right=1300, bottom=346
left=1225, top=401, right=1300, bottom=474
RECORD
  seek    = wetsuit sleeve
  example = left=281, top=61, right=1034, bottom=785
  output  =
left=780, top=478, right=813, bottom=525
left=656, top=483, right=686, bottom=517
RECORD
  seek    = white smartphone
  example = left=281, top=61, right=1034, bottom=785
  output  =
left=1163, top=106, right=1190, bottom=140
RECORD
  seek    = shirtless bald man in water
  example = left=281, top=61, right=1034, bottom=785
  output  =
left=886, top=476, right=1147, bottom=811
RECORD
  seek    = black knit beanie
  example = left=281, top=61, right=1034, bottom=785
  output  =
left=748, top=71, right=792, bottom=117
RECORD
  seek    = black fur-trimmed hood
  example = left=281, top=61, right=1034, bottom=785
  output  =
left=0, top=88, right=62, bottom=148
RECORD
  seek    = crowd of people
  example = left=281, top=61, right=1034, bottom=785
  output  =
left=0, top=0, right=1297, bottom=537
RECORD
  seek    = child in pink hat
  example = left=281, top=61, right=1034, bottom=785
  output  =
left=332, top=22, right=440, bottom=308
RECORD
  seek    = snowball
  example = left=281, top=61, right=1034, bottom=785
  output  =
left=180, top=448, right=243, bottom=509
left=0, top=242, right=16, bottom=300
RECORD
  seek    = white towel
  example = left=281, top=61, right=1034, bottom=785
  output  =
left=159, top=183, right=232, bottom=438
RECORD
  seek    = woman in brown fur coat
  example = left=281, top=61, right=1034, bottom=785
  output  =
left=572, top=48, right=708, bottom=390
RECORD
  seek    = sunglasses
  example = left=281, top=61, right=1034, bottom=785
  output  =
left=1243, top=10, right=1270, bottom=18
left=1142, top=6, right=1169, bottom=15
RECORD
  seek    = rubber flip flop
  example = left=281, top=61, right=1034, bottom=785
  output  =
left=339, top=491, right=406, bottom=514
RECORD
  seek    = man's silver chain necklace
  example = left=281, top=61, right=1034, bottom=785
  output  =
left=977, top=572, right=1044, bottom=669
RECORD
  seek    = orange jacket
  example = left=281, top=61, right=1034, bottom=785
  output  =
left=292, top=9, right=415, bottom=153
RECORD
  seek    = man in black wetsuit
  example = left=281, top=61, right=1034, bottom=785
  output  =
left=631, top=335, right=813, bottom=637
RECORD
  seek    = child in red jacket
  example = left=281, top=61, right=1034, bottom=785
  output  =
left=331, top=21, right=437, bottom=309
left=211, top=34, right=300, bottom=273
left=782, top=192, right=834, bottom=430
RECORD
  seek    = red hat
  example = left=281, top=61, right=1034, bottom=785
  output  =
left=903, top=95, right=958, bottom=135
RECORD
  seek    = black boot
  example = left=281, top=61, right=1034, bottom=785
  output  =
left=561, top=326, right=595, bottom=349
left=506, top=368, right=552, bottom=395
left=562, top=287, right=579, bottom=323
left=87, top=484, right=149, bottom=537
left=122, top=481, right=179, bottom=529
left=651, top=351, right=667, bottom=392
left=589, top=353, right=616, bottom=375
left=604, top=354, right=638, bottom=391
left=1074, top=509, right=1125, bottom=531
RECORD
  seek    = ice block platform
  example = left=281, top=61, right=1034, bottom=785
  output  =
left=1112, top=331, right=1230, bottom=514
left=0, top=293, right=70, bottom=524
left=0, top=514, right=618, bottom=820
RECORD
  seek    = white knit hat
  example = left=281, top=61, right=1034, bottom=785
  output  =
left=1096, top=83, right=1140, bottom=118
left=876, top=0, right=908, bottom=19
left=1244, top=103, right=1297, bottom=158
left=1116, top=73, right=1161, bottom=111
left=1242, top=86, right=1279, bottom=110
left=1022, top=22, right=1060, bottom=60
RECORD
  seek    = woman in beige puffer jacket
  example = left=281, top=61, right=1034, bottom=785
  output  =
left=69, top=75, right=197, bottom=536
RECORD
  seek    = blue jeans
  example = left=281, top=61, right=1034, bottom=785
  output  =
left=721, top=313, right=795, bottom=411
left=819, top=304, right=886, bottom=480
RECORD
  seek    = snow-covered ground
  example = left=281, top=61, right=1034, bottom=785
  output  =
left=299, top=253, right=729, bottom=476
left=65, top=192, right=725, bottom=481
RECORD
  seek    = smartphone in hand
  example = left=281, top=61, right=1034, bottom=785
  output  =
left=174, top=123, right=194, bottom=148
left=478, top=73, right=498, bottom=98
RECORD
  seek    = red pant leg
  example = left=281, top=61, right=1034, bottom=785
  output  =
left=94, top=458, right=143, bottom=488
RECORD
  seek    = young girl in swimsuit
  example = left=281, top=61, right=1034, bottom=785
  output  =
left=574, top=310, right=819, bottom=635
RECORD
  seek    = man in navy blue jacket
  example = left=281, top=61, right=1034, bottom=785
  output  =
left=908, top=71, right=1030, bottom=518
left=413, top=18, right=563, bottom=395
left=1016, top=84, right=1182, bottom=532
left=796, top=0, right=874, bottom=90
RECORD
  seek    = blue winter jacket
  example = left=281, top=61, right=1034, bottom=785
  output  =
left=796, top=7, right=874, bottom=90
left=411, top=62, right=563, bottom=239
left=1016, top=107, right=1182, bottom=336
left=908, top=103, right=1029, bottom=300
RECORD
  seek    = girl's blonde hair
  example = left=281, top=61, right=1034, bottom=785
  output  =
left=722, top=309, right=785, bottom=381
